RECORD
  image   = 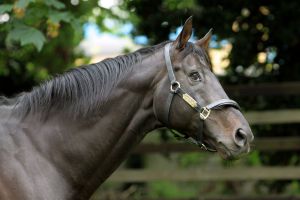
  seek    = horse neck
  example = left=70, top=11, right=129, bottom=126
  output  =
left=19, top=49, right=165, bottom=199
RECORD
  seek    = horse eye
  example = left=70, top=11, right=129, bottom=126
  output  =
left=189, top=71, right=201, bottom=81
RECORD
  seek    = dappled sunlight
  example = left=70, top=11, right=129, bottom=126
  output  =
left=210, top=44, right=232, bottom=75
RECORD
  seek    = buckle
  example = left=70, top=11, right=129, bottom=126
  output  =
left=200, top=107, right=211, bottom=120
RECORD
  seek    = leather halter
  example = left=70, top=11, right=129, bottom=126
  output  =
left=163, top=43, right=240, bottom=151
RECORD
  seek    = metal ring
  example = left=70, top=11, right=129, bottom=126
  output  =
left=170, top=81, right=180, bottom=93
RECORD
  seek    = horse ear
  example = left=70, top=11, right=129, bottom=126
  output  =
left=195, top=28, right=213, bottom=50
left=174, top=16, right=193, bottom=50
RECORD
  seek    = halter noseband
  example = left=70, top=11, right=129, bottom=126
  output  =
left=163, top=43, right=240, bottom=151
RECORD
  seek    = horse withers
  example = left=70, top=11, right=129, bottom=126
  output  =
left=0, top=17, right=253, bottom=200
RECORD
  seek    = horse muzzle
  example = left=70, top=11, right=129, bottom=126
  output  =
left=214, top=128, right=254, bottom=160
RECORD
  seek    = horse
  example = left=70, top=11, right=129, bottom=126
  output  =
left=0, top=17, right=253, bottom=200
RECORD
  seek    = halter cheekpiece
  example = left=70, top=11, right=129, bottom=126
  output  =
left=163, top=43, right=240, bottom=151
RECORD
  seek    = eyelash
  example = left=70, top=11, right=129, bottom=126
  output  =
left=189, top=71, right=202, bottom=81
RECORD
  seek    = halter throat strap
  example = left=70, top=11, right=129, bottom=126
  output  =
left=163, top=43, right=240, bottom=150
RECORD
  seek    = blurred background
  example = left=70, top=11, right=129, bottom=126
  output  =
left=0, top=0, right=300, bottom=199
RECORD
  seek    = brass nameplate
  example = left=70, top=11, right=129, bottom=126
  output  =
left=182, top=93, right=197, bottom=108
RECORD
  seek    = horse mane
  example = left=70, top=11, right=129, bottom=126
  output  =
left=12, top=41, right=170, bottom=120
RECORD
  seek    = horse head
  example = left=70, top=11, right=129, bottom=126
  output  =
left=154, top=17, right=254, bottom=159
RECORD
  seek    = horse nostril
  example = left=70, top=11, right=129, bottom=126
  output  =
left=234, top=128, right=247, bottom=147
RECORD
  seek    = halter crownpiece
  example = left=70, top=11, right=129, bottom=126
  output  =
left=163, top=43, right=240, bottom=151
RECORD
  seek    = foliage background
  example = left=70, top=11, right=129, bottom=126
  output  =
left=0, top=0, right=299, bottom=199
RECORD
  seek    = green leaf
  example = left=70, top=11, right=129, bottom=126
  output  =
left=70, top=18, right=81, bottom=30
left=0, top=4, right=13, bottom=14
left=15, top=0, right=35, bottom=9
left=45, top=0, right=65, bottom=9
left=48, top=11, right=72, bottom=23
left=7, top=25, right=46, bottom=51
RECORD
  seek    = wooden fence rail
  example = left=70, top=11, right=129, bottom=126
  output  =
left=142, top=196, right=300, bottom=200
left=245, top=109, right=300, bottom=125
left=108, top=167, right=300, bottom=182
left=224, top=82, right=300, bottom=96
left=133, top=137, right=300, bottom=154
